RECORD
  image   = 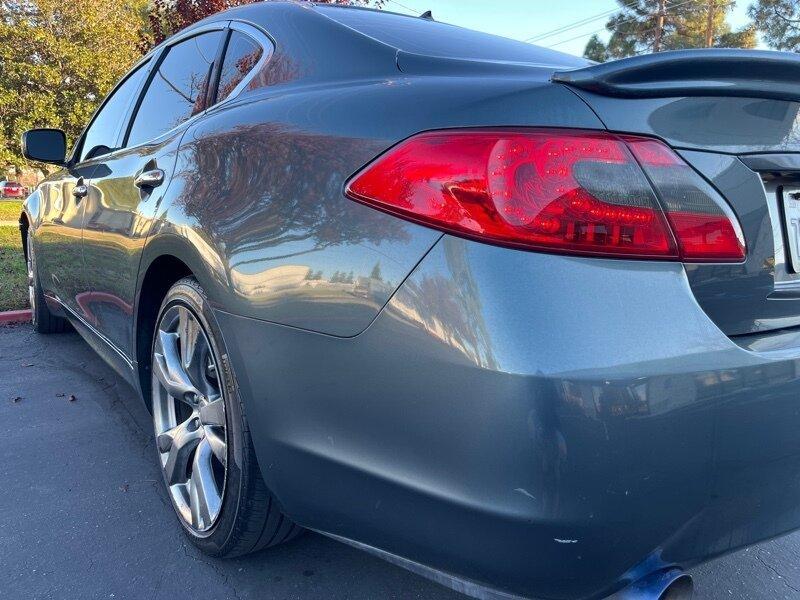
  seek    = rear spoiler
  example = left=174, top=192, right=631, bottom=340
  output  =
left=552, top=49, right=800, bottom=103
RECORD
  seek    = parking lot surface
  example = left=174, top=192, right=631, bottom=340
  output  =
left=2, top=323, right=800, bottom=600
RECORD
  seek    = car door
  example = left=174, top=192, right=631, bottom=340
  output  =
left=35, top=62, right=151, bottom=324
left=34, top=165, right=96, bottom=321
left=81, top=26, right=226, bottom=357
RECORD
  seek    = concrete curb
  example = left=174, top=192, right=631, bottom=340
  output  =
left=0, top=309, right=31, bottom=325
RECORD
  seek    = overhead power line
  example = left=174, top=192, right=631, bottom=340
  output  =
left=524, top=0, right=641, bottom=42
left=384, top=0, right=418, bottom=15
left=542, top=0, right=696, bottom=49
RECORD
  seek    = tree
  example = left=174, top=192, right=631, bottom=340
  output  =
left=678, top=0, right=757, bottom=49
left=750, top=0, right=800, bottom=51
left=369, top=262, right=383, bottom=281
left=584, top=34, right=609, bottom=62
left=145, top=0, right=384, bottom=48
left=583, top=0, right=756, bottom=61
left=0, top=0, right=148, bottom=170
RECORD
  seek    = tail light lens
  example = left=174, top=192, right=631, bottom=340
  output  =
left=346, top=129, right=745, bottom=262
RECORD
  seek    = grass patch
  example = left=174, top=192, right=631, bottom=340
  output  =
left=0, top=201, right=23, bottom=222
left=0, top=225, right=27, bottom=312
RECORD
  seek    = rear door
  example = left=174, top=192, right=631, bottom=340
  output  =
left=82, top=26, right=226, bottom=357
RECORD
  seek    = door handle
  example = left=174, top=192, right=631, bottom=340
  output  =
left=134, top=168, right=165, bottom=189
left=72, top=178, right=88, bottom=201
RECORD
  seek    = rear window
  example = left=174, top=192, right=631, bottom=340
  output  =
left=315, top=6, right=585, bottom=66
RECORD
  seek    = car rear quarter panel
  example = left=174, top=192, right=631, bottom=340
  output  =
left=150, top=76, right=603, bottom=336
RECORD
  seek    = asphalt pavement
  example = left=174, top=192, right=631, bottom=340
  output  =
left=2, top=323, right=800, bottom=600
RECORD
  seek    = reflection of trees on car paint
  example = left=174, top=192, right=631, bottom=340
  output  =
left=217, top=34, right=263, bottom=101
left=388, top=239, right=498, bottom=370
left=173, top=122, right=411, bottom=265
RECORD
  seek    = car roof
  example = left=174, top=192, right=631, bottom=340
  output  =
left=173, top=1, right=584, bottom=69
left=311, top=4, right=585, bottom=67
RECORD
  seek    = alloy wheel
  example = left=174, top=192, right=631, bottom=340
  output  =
left=152, top=304, right=227, bottom=533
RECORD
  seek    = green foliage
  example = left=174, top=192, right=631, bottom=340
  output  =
left=583, top=34, right=610, bottom=62
left=0, top=225, right=27, bottom=311
left=0, top=201, right=23, bottom=222
left=584, top=0, right=757, bottom=61
left=749, top=0, right=800, bottom=51
left=0, top=0, right=148, bottom=169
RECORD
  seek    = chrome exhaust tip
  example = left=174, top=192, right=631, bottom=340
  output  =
left=617, top=568, right=693, bottom=600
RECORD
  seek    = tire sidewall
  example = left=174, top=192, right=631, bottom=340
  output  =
left=27, top=234, right=38, bottom=329
left=153, top=278, right=248, bottom=554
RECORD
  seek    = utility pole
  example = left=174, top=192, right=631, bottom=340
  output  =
left=653, top=0, right=667, bottom=52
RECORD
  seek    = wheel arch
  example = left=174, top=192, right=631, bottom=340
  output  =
left=19, top=212, right=29, bottom=263
left=134, top=230, right=226, bottom=405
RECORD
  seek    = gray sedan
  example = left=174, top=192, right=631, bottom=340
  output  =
left=17, top=3, right=800, bottom=599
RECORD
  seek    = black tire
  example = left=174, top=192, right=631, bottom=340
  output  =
left=153, top=277, right=302, bottom=557
left=26, top=232, right=69, bottom=334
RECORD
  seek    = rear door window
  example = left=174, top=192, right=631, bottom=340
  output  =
left=217, top=31, right=264, bottom=102
left=127, top=30, right=224, bottom=147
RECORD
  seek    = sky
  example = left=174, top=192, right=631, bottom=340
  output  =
left=376, top=0, right=756, bottom=58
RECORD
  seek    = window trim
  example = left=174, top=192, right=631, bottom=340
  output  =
left=207, top=21, right=275, bottom=109
left=121, top=22, right=230, bottom=151
left=70, top=57, right=152, bottom=166
left=71, top=19, right=275, bottom=166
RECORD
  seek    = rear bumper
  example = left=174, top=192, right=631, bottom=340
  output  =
left=216, top=235, right=800, bottom=600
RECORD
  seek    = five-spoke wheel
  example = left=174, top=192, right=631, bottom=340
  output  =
left=151, top=277, right=301, bottom=555
left=152, top=304, right=227, bottom=533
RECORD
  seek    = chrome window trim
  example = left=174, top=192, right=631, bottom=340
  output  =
left=211, top=20, right=276, bottom=109
left=72, top=19, right=275, bottom=166
left=72, top=21, right=231, bottom=167
left=114, top=22, right=231, bottom=157
left=69, top=57, right=153, bottom=165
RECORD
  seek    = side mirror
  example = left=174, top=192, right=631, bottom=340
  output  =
left=22, top=128, right=67, bottom=165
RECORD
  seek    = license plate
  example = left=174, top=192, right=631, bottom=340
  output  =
left=784, top=188, right=800, bottom=272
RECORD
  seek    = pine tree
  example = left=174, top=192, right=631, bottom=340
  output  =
left=583, top=0, right=756, bottom=61
left=749, top=0, right=800, bottom=51
left=584, top=34, right=610, bottom=62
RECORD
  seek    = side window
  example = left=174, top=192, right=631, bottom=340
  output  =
left=216, top=31, right=264, bottom=102
left=127, top=30, right=223, bottom=148
left=79, top=61, right=149, bottom=162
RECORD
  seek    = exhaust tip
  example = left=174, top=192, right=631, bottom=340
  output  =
left=660, top=573, right=693, bottom=600
left=618, top=568, right=693, bottom=600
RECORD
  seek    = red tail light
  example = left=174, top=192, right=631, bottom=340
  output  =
left=346, top=129, right=745, bottom=262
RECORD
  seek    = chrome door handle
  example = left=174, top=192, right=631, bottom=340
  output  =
left=72, top=184, right=88, bottom=199
left=134, top=168, right=165, bottom=189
